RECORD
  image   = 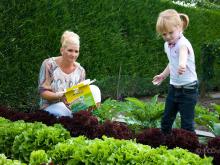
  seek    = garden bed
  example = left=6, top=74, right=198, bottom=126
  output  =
left=0, top=94, right=220, bottom=164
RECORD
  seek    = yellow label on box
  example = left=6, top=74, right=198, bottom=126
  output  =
left=64, top=82, right=96, bottom=112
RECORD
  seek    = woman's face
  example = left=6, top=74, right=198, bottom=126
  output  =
left=161, top=26, right=181, bottom=44
left=61, top=44, right=79, bottom=63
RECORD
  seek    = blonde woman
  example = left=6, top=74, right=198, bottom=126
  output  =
left=152, top=9, right=198, bottom=134
left=38, top=30, right=101, bottom=117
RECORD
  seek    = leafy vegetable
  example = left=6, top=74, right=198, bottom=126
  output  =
left=48, top=136, right=212, bottom=165
left=0, top=119, right=32, bottom=158
left=0, top=153, right=26, bottom=165
left=29, top=150, right=49, bottom=165
left=12, top=123, right=70, bottom=162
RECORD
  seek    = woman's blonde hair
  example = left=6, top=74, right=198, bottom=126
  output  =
left=156, top=9, right=189, bottom=34
left=61, top=30, right=80, bottom=48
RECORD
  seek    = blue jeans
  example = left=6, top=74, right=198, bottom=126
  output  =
left=161, top=83, right=198, bottom=134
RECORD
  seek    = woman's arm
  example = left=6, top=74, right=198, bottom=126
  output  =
left=38, top=59, right=64, bottom=102
left=40, top=90, right=64, bottom=102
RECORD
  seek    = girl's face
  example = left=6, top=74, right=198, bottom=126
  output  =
left=161, top=26, right=181, bottom=44
left=61, top=44, right=79, bottom=63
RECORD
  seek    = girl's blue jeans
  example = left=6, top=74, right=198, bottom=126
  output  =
left=161, top=83, right=198, bottom=134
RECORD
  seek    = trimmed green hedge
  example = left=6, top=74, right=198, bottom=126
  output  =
left=0, top=0, right=220, bottom=110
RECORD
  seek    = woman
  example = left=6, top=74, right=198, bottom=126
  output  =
left=38, top=30, right=101, bottom=117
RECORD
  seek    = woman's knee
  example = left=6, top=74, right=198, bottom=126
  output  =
left=44, top=102, right=72, bottom=117
left=90, top=85, right=101, bottom=103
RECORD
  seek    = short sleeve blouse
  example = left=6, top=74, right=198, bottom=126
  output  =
left=38, top=57, right=85, bottom=109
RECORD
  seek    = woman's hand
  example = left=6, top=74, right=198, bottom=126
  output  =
left=55, top=92, right=66, bottom=102
left=62, top=96, right=70, bottom=106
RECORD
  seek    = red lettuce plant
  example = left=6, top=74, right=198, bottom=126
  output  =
left=136, top=128, right=165, bottom=147
left=0, top=106, right=58, bottom=125
left=165, top=128, right=200, bottom=152
left=207, top=137, right=220, bottom=165
left=101, top=120, right=134, bottom=140
left=195, top=143, right=207, bottom=158
left=0, top=106, right=17, bottom=120
left=59, top=110, right=99, bottom=139
left=26, top=110, right=58, bottom=126
left=208, top=136, right=220, bottom=150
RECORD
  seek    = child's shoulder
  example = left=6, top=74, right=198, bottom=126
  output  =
left=177, top=35, right=191, bottom=46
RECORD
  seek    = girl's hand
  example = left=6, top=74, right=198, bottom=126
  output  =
left=178, top=65, right=186, bottom=75
left=152, top=74, right=165, bottom=85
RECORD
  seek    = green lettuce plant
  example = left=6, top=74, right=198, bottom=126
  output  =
left=47, top=136, right=212, bottom=165
left=0, top=154, right=26, bottom=165
left=47, top=136, right=88, bottom=164
left=12, top=123, right=70, bottom=162
left=29, top=150, right=49, bottom=165
left=0, top=119, right=33, bottom=158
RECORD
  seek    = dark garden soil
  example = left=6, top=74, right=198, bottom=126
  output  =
left=198, top=97, right=220, bottom=109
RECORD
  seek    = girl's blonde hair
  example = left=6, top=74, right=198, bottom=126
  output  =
left=61, top=30, right=80, bottom=48
left=156, top=9, right=189, bottom=34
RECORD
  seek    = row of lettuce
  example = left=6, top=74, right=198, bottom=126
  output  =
left=1, top=95, right=220, bottom=139
left=0, top=117, right=213, bottom=165
left=0, top=96, right=220, bottom=164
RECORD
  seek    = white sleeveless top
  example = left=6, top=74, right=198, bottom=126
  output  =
left=164, top=34, right=197, bottom=86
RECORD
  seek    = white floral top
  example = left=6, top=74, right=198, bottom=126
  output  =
left=38, top=57, right=85, bottom=109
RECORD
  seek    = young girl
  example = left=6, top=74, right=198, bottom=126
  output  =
left=152, top=9, right=198, bottom=134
